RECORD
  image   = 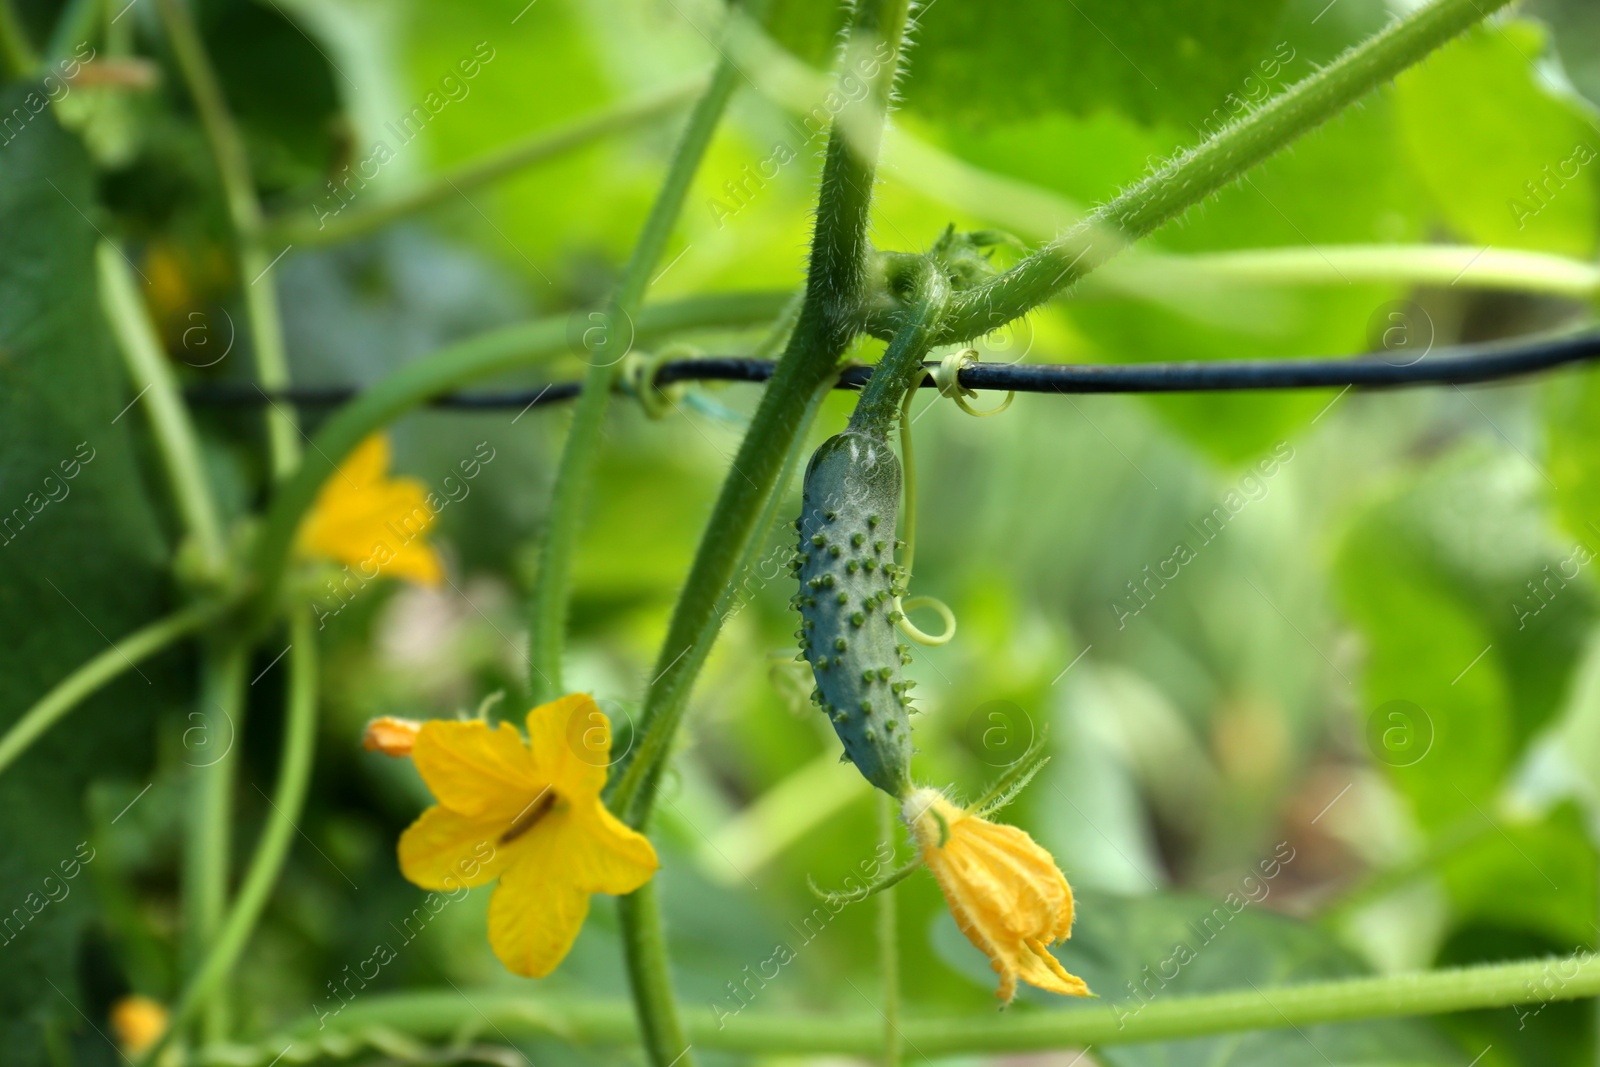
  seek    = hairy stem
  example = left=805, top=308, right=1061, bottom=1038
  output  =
left=156, top=0, right=299, bottom=477
left=0, top=601, right=226, bottom=779
left=214, top=953, right=1600, bottom=1062
left=98, top=241, right=229, bottom=577
left=848, top=264, right=949, bottom=439
left=621, top=381, right=831, bottom=826
left=877, top=793, right=902, bottom=1067
left=617, top=883, right=692, bottom=1067
left=140, top=613, right=318, bottom=1067
left=271, top=77, right=707, bottom=248
left=529, top=10, right=752, bottom=701
left=924, top=0, right=1516, bottom=344
left=244, top=292, right=787, bottom=625
left=610, top=0, right=915, bottom=828
left=182, top=639, right=248, bottom=1043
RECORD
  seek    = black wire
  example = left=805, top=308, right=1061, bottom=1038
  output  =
left=182, top=331, right=1600, bottom=411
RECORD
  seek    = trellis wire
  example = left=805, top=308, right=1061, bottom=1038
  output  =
left=185, top=330, right=1600, bottom=411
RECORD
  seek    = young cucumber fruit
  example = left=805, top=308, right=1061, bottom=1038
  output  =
left=792, top=431, right=914, bottom=797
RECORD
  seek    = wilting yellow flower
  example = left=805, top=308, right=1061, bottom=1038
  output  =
left=398, top=695, right=658, bottom=976
left=903, top=787, right=1090, bottom=1004
left=109, top=994, right=168, bottom=1055
left=297, top=434, right=443, bottom=586
left=364, top=715, right=423, bottom=756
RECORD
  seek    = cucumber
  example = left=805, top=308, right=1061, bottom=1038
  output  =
left=791, top=430, right=914, bottom=797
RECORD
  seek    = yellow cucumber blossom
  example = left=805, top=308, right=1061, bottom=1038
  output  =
left=397, top=695, right=658, bottom=977
left=903, top=787, right=1090, bottom=1004
left=297, top=434, right=444, bottom=586
left=109, top=994, right=168, bottom=1055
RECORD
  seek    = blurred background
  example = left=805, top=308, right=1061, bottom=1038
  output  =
left=4, top=0, right=1600, bottom=1063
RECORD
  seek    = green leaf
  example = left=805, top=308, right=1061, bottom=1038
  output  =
left=1062, top=94, right=1426, bottom=460
left=1334, top=439, right=1594, bottom=832
left=932, top=888, right=1459, bottom=1065
left=1437, top=804, right=1597, bottom=949
left=1393, top=21, right=1600, bottom=259
left=903, top=0, right=1293, bottom=129
left=1547, top=367, right=1600, bottom=548
left=1334, top=469, right=1511, bottom=830
left=0, top=95, right=172, bottom=1065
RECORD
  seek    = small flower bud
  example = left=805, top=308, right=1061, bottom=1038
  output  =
left=363, top=716, right=423, bottom=757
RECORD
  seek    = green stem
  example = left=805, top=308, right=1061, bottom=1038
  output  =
left=0, top=601, right=226, bottom=779
left=270, top=77, right=706, bottom=248
left=155, top=0, right=299, bottom=477
left=209, top=953, right=1600, bottom=1063
left=876, top=793, right=901, bottom=1067
left=140, top=612, right=319, bottom=1067
left=605, top=6, right=909, bottom=1063
left=0, top=0, right=35, bottom=77
left=182, top=639, right=248, bottom=1043
left=244, top=291, right=788, bottom=625
left=97, top=241, right=229, bottom=578
left=610, top=0, right=915, bottom=828
left=924, top=0, right=1515, bottom=345
left=1094, top=245, right=1600, bottom=300
left=617, top=883, right=692, bottom=1067
left=623, top=381, right=832, bottom=835
left=847, top=264, right=948, bottom=439
left=527, top=13, right=752, bottom=702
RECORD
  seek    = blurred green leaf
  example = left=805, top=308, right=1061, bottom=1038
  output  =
left=1393, top=21, right=1600, bottom=259
left=1336, top=474, right=1511, bottom=829
left=0, top=96, right=172, bottom=1065
left=1437, top=804, right=1596, bottom=949
left=901, top=0, right=1293, bottom=129
left=933, top=888, right=1459, bottom=1065
left=1547, top=366, right=1600, bottom=548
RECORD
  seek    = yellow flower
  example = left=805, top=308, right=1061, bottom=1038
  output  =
left=398, top=695, right=659, bottom=977
left=903, top=787, right=1091, bottom=1004
left=109, top=994, right=168, bottom=1055
left=297, top=434, right=444, bottom=586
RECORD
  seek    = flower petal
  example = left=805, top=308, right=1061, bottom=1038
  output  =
left=525, top=694, right=608, bottom=799
left=1020, top=938, right=1091, bottom=998
left=488, top=851, right=592, bottom=978
left=398, top=805, right=524, bottom=890
left=565, top=801, right=659, bottom=895
left=412, top=720, right=537, bottom=818
left=340, top=435, right=391, bottom=487
left=381, top=539, right=445, bottom=587
left=296, top=434, right=441, bottom=586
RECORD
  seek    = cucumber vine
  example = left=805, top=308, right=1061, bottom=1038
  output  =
left=8, top=0, right=1576, bottom=1064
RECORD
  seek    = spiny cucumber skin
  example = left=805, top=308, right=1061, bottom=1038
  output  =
left=792, top=432, right=913, bottom=798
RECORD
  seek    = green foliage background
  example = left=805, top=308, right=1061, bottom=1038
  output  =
left=2, top=0, right=1600, bottom=1064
